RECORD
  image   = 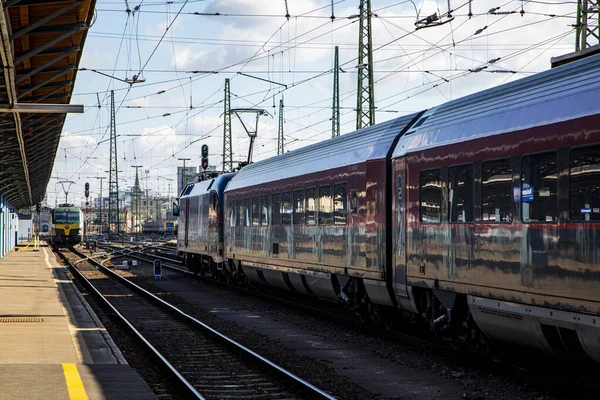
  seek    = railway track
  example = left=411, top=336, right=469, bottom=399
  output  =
left=100, top=243, right=446, bottom=352
left=93, top=242, right=600, bottom=399
left=56, top=246, right=336, bottom=400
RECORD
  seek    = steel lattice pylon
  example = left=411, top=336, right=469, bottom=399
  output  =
left=222, top=78, right=233, bottom=172
left=576, top=0, right=600, bottom=51
left=277, top=98, right=284, bottom=155
left=356, top=0, right=375, bottom=130
left=332, top=46, right=340, bottom=138
left=108, top=90, right=120, bottom=237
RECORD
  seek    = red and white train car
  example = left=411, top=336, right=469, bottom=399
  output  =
left=209, top=54, right=600, bottom=361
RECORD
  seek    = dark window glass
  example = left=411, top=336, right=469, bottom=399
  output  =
left=67, top=212, right=80, bottom=222
left=261, top=195, right=270, bottom=225
left=282, top=192, right=292, bottom=225
left=54, top=212, right=67, bottom=223
left=272, top=193, right=282, bottom=225
left=419, top=169, right=442, bottom=223
left=293, top=190, right=305, bottom=225
left=522, top=152, right=558, bottom=223
left=237, top=200, right=245, bottom=227
left=350, top=190, right=358, bottom=214
left=229, top=200, right=236, bottom=227
left=305, top=188, right=316, bottom=226
left=244, top=198, right=251, bottom=226
left=397, top=175, right=403, bottom=257
left=449, top=165, right=474, bottom=223
left=570, top=146, right=600, bottom=221
left=334, top=184, right=347, bottom=225
left=252, top=197, right=260, bottom=226
left=319, top=185, right=333, bottom=225
left=482, top=159, right=513, bottom=223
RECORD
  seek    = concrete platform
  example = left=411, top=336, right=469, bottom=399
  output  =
left=0, top=246, right=156, bottom=399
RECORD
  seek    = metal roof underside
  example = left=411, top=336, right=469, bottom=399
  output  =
left=0, top=0, right=95, bottom=209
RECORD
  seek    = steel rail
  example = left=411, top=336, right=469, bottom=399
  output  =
left=55, top=248, right=206, bottom=400
left=66, top=246, right=337, bottom=400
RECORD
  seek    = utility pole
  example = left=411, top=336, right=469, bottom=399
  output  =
left=223, top=78, right=233, bottom=172
left=146, top=188, right=150, bottom=222
left=94, top=176, right=106, bottom=236
left=332, top=45, right=340, bottom=138
left=145, top=169, right=150, bottom=222
left=356, top=0, right=375, bottom=130
left=131, top=165, right=142, bottom=241
left=277, top=98, right=284, bottom=155
left=575, top=0, right=600, bottom=51
left=108, top=90, right=120, bottom=238
left=168, top=182, right=172, bottom=215
left=178, top=158, right=191, bottom=195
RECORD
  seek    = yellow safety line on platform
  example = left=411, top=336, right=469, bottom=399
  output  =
left=62, top=363, right=89, bottom=400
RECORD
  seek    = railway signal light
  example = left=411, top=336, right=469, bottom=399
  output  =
left=84, top=182, right=89, bottom=198
left=201, top=144, right=209, bottom=170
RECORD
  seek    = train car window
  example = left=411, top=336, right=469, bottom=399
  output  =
left=210, top=191, right=217, bottom=211
left=67, top=212, right=80, bottom=222
left=272, top=193, right=282, bottom=225
left=293, top=189, right=305, bottom=225
left=570, top=145, right=600, bottom=221
left=54, top=211, right=67, bottom=223
left=350, top=190, right=358, bottom=214
left=482, top=159, right=513, bottom=223
left=397, top=175, right=403, bottom=257
left=229, top=200, right=236, bottom=227
left=306, top=188, right=316, bottom=225
left=419, top=169, right=442, bottom=223
left=334, top=184, right=347, bottom=225
left=252, top=197, right=260, bottom=226
left=261, top=195, right=270, bottom=225
left=282, top=192, right=292, bottom=225
left=244, top=198, right=252, bottom=226
left=521, top=152, right=558, bottom=223
left=318, top=185, right=333, bottom=225
left=237, top=200, right=245, bottom=227
left=449, top=165, right=474, bottom=223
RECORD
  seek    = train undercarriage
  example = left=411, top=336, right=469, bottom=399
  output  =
left=180, top=250, right=490, bottom=353
left=180, top=250, right=600, bottom=363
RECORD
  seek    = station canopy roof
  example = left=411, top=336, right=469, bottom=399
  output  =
left=0, top=0, right=95, bottom=209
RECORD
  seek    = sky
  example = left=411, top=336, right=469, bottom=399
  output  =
left=48, top=0, right=577, bottom=207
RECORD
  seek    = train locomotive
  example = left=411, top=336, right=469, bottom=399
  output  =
left=177, top=54, right=600, bottom=362
left=51, top=204, right=83, bottom=245
left=177, top=173, right=235, bottom=271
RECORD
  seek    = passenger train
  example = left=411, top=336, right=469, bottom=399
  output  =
left=142, top=220, right=178, bottom=235
left=177, top=54, right=600, bottom=362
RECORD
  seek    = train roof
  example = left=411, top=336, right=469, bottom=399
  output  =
left=226, top=112, right=419, bottom=192
left=53, top=204, right=82, bottom=212
left=392, top=53, right=600, bottom=158
left=180, top=173, right=236, bottom=199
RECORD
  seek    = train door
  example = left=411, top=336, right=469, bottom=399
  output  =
left=184, top=197, right=190, bottom=247
left=393, top=158, right=408, bottom=298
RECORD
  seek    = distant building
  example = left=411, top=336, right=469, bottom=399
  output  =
left=177, top=166, right=197, bottom=196
left=201, top=165, right=217, bottom=172
left=93, top=196, right=109, bottom=210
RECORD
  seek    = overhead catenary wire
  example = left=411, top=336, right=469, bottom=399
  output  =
left=55, top=0, right=576, bottom=201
